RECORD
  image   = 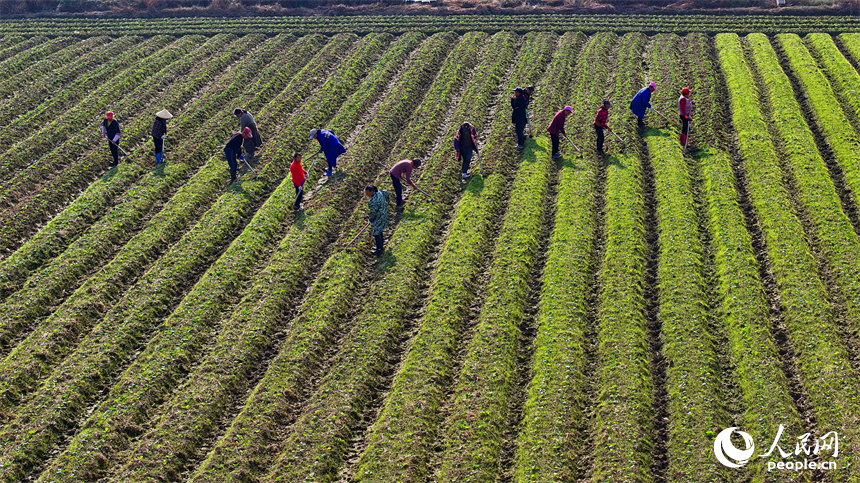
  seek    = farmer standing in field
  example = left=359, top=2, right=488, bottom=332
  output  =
left=594, top=100, right=612, bottom=156
left=101, top=111, right=121, bottom=167
left=511, top=87, right=528, bottom=149
left=290, top=152, right=308, bottom=210
left=365, top=185, right=390, bottom=256
left=389, top=158, right=423, bottom=209
left=234, top=108, right=262, bottom=163
left=311, top=128, right=346, bottom=177
left=224, top=127, right=252, bottom=184
left=630, top=81, right=656, bottom=128
left=547, top=105, right=573, bottom=159
left=151, top=109, right=172, bottom=164
left=454, top=121, right=479, bottom=179
left=679, top=87, right=692, bottom=147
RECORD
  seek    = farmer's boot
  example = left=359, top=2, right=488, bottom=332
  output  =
left=230, top=169, right=237, bottom=183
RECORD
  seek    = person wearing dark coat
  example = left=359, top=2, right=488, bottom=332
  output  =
left=101, top=111, right=121, bottom=167
left=511, top=87, right=528, bottom=149
left=630, top=82, right=656, bottom=128
left=365, top=185, right=390, bottom=256
left=234, top=108, right=263, bottom=163
left=224, top=129, right=251, bottom=183
left=311, top=128, right=346, bottom=176
left=454, top=122, right=478, bottom=178
left=151, top=109, right=172, bottom=164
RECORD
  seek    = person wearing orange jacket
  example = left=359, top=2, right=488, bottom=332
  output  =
left=679, top=87, right=693, bottom=146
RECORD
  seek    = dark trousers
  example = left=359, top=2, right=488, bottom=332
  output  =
left=514, top=121, right=527, bottom=146
left=294, top=183, right=304, bottom=208
left=460, top=147, right=474, bottom=173
left=391, top=173, right=404, bottom=206
left=551, top=134, right=560, bottom=156
left=680, top=115, right=689, bottom=136
left=637, top=116, right=645, bottom=128
left=374, top=233, right=384, bottom=252
left=108, top=140, right=119, bottom=165
left=595, top=125, right=605, bottom=153
left=225, top=147, right=238, bottom=179
left=153, top=137, right=164, bottom=154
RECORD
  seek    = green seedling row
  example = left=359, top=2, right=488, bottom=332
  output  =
left=434, top=31, right=581, bottom=482
left=0, top=36, right=72, bottom=86
left=0, top=36, right=35, bottom=63
left=192, top=30, right=511, bottom=483
left=717, top=32, right=860, bottom=478
left=806, top=34, right=860, bottom=137
left=775, top=34, right=860, bottom=234
left=587, top=32, right=654, bottom=482
left=513, top=32, right=615, bottom=482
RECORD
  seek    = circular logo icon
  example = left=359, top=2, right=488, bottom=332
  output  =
left=714, top=427, right=755, bottom=468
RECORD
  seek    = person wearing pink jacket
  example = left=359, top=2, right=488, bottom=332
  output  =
left=679, top=87, right=693, bottom=146
left=547, top=106, right=572, bottom=159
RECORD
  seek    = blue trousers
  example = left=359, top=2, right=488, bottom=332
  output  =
left=390, top=173, right=404, bottom=206
left=224, top=147, right=238, bottom=178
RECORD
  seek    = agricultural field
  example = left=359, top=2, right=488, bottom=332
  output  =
left=1, top=17, right=860, bottom=482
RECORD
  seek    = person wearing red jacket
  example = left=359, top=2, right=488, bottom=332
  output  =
left=290, top=153, right=308, bottom=210
left=594, top=100, right=612, bottom=156
left=679, top=87, right=692, bottom=146
left=547, top=106, right=572, bottom=159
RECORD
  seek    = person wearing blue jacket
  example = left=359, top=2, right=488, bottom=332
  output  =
left=311, top=128, right=346, bottom=176
left=630, top=81, right=656, bottom=128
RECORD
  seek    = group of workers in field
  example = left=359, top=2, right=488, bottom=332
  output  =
left=97, top=82, right=691, bottom=255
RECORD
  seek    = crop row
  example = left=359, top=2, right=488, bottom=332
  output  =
left=104, top=31, right=455, bottom=482
left=432, top=32, right=578, bottom=482
left=0, top=33, right=364, bottom=482
left=0, top=35, right=175, bottom=175
left=0, top=33, right=252, bottom=258
left=717, top=32, right=860, bottom=478
left=682, top=33, right=802, bottom=483
left=0, top=36, right=112, bottom=130
left=586, top=32, right=653, bottom=482
left=35, top=32, right=403, bottom=482
left=512, top=32, right=615, bottom=482
left=0, top=36, right=72, bottom=84
left=0, top=33, right=317, bottom=418
left=645, top=33, right=725, bottom=482
left=776, top=34, right=860, bottom=233
left=3, top=15, right=860, bottom=35
left=806, top=34, right=860, bottom=136
left=0, top=36, right=41, bottom=64
left=184, top=30, right=485, bottom=482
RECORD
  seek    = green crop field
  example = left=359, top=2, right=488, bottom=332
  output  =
left=1, top=16, right=859, bottom=482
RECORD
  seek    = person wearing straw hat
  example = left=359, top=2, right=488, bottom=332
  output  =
left=678, top=87, right=692, bottom=147
left=224, top=128, right=252, bottom=183
left=547, top=105, right=573, bottom=159
left=234, top=108, right=262, bottom=163
left=630, top=81, right=656, bottom=129
left=594, top=100, right=612, bottom=156
left=311, top=128, right=346, bottom=177
left=151, top=109, right=172, bottom=164
left=100, top=111, right=121, bottom=167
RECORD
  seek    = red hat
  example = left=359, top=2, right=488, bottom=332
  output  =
left=105, top=111, right=114, bottom=120
left=682, top=87, right=690, bottom=95
left=243, top=127, right=252, bottom=137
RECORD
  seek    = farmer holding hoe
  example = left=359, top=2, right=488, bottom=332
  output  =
left=311, top=128, right=346, bottom=177
left=594, top=100, right=612, bottom=156
left=151, top=109, right=172, bottom=164
left=101, top=111, right=121, bottom=167
left=679, top=87, right=693, bottom=147
left=547, top=105, right=573, bottom=159
left=389, top=157, right=423, bottom=209
left=630, top=81, right=657, bottom=129
left=511, top=87, right=528, bottom=149
left=234, top=108, right=263, bottom=163
left=365, top=185, right=390, bottom=256
left=454, top=121, right=479, bottom=178
left=224, top=127, right=252, bottom=183
left=290, top=152, right=308, bottom=210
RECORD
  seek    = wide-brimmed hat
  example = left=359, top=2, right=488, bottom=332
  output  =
left=156, top=109, right=173, bottom=119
